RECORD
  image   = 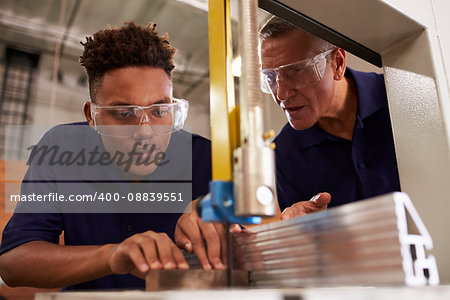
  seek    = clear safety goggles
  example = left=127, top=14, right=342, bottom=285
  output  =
left=260, top=48, right=335, bottom=94
left=90, top=98, right=188, bottom=137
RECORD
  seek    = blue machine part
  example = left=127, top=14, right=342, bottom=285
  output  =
left=200, top=181, right=262, bottom=224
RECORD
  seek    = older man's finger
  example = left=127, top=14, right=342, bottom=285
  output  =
left=310, top=192, right=331, bottom=208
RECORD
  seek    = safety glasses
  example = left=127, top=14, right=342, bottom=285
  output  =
left=260, top=48, right=335, bottom=94
left=90, top=98, right=188, bottom=137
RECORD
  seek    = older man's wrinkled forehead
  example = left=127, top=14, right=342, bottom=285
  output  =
left=260, top=28, right=331, bottom=56
left=259, top=16, right=334, bottom=58
left=259, top=29, right=323, bottom=70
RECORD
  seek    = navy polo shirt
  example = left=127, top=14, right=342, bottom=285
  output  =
left=274, top=68, right=400, bottom=211
left=0, top=122, right=211, bottom=290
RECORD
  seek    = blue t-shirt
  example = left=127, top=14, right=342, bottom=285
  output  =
left=0, top=122, right=211, bottom=290
left=274, top=68, right=401, bottom=211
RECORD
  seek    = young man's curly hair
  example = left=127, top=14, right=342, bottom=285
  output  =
left=79, top=21, right=177, bottom=101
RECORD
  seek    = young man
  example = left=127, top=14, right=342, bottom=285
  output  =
left=0, top=22, right=212, bottom=290
left=259, top=16, right=400, bottom=219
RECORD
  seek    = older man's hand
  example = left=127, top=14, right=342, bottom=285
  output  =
left=280, top=192, right=331, bottom=220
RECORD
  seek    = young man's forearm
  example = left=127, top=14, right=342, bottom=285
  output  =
left=0, top=241, right=114, bottom=288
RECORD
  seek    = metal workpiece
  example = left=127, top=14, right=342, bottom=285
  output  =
left=182, top=250, right=203, bottom=269
left=233, top=145, right=276, bottom=217
left=180, top=193, right=437, bottom=289
left=232, top=192, right=439, bottom=287
left=145, top=269, right=249, bottom=291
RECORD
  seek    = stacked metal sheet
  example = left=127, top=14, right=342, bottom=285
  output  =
left=232, top=192, right=439, bottom=288
left=145, top=269, right=248, bottom=291
left=182, top=250, right=203, bottom=269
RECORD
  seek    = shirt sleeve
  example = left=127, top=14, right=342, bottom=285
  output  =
left=0, top=212, right=63, bottom=255
left=0, top=130, right=63, bottom=256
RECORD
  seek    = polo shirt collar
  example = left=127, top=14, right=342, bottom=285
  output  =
left=287, top=124, right=329, bottom=150
left=347, top=68, right=387, bottom=120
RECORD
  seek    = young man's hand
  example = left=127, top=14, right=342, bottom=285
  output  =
left=107, top=231, right=189, bottom=278
left=174, top=199, right=241, bottom=270
left=280, top=192, right=331, bottom=220
left=0, top=233, right=187, bottom=288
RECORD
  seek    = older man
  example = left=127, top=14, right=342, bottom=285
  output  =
left=259, top=16, right=400, bottom=219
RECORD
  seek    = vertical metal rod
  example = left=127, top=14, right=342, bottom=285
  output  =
left=234, top=0, right=276, bottom=217
left=238, top=0, right=264, bottom=147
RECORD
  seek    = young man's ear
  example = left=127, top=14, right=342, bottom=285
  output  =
left=332, top=48, right=346, bottom=81
left=83, top=101, right=94, bottom=127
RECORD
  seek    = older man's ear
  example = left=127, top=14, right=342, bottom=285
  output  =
left=332, top=48, right=347, bottom=81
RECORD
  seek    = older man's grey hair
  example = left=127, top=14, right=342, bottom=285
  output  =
left=259, top=16, right=335, bottom=53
